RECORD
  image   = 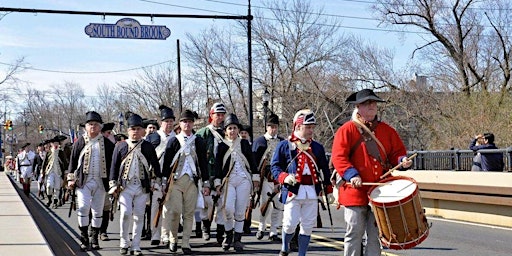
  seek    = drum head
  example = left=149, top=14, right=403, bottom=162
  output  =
left=369, top=178, right=417, bottom=203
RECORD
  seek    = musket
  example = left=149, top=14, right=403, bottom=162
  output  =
left=319, top=178, right=334, bottom=232
left=260, top=191, right=278, bottom=216
left=316, top=200, right=324, bottom=228
left=153, top=158, right=179, bottom=228
left=208, top=194, right=220, bottom=223
left=67, top=186, right=76, bottom=218
left=109, top=194, right=117, bottom=221
left=253, top=158, right=268, bottom=209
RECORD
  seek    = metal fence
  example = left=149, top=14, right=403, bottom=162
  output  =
left=327, top=148, right=512, bottom=172
left=408, top=148, right=512, bottom=172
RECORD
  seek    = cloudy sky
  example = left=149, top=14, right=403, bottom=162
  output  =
left=0, top=0, right=423, bottom=97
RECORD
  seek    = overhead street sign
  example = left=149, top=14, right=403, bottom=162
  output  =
left=85, top=18, right=171, bottom=40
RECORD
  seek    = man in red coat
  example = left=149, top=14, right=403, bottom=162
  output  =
left=331, top=89, right=412, bottom=256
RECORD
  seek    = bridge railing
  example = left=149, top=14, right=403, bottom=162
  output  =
left=408, top=148, right=512, bottom=172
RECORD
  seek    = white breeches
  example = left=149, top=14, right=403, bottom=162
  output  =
left=119, top=182, right=149, bottom=250
left=282, top=198, right=317, bottom=236
left=76, top=178, right=106, bottom=228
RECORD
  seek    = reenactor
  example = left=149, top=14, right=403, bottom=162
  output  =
left=68, top=111, right=115, bottom=251
left=152, top=105, right=177, bottom=246
left=195, top=102, right=227, bottom=244
left=109, top=112, right=161, bottom=256
left=253, top=114, right=285, bottom=242
left=214, top=113, right=259, bottom=252
left=271, top=109, right=333, bottom=256
left=42, top=135, right=69, bottom=208
left=16, top=143, right=36, bottom=196
left=161, top=109, right=209, bottom=255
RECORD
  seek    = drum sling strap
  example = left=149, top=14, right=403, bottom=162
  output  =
left=351, top=119, right=390, bottom=170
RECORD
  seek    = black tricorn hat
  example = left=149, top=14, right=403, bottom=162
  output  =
left=20, top=142, right=30, bottom=149
left=224, top=113, right=242, bottom=130
left=53, top=135, right=67, bottom=143
left=143, top=119, right=160, bottom=130
left=125, top=112, right=144, bottom=128
left=240, top=124, right=252, bottom=134
left=345, top=89, right=386, bottom=104
left=114, top=133, right=128, bottom=141
left=85, top=111, right=103, bottom=124
left=267, top=113, right=280, bottom=126
left=179, top=109, right=197, bottom=122
left=101, top=122, right=115, bottom=132
left=42, top=139, right=51, bottom=145
left=159, top=105, right=175, bottom=121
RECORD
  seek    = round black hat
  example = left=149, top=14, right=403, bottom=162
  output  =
left=224, top=113, right=242, bottom=130
left=179, top=109, right=197, bottom=122
left=125, top=112, right=144, bottom=128
left=159, top=105, right=175, bottom=121
left=85, top=111, right=103, bottom=124
left=345, top=89, right=386, bottom=104
left=267, top=113, right=280, bottom=126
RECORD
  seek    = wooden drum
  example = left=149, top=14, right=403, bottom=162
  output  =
left=368, top=176, right=429, bottom=250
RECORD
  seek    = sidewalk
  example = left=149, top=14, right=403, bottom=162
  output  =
left=0, top=172, right=53, bottom=256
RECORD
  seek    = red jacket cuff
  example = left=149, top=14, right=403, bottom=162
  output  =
left=278, top=172, right=288, bottom=184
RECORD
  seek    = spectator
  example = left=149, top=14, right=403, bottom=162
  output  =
left=469, top=133, right=503, bottom=172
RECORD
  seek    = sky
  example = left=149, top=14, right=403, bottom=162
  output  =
left=0, top=0, right=424, bottom=98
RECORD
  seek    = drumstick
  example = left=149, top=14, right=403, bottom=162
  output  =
left=362, top=182, right=390, bottom=186
left=380, top=153, right=418, bottom=179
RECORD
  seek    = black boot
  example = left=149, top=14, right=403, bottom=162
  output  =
left=202, top=220, right=211, bottom=241
left=195, top=221, right=202, bottom=238
left=100, top=211, right=110, bottom=241
left=79, top=226, right=89, bottom=251
left=46, top=195, right=52, bottom=207
left=233, top=232, right=244, bottom=252
left=243, top=219, right=252, bottom=234
left=90, top=227, right=100, bottom=250
left=216, top=224, right=225, bottom=245
left=222, top=229, right=233, bottom=251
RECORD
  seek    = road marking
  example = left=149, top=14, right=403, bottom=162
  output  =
left=251, top=220, right=400, bottom=256
left=428, top=216, right=512, bottom=231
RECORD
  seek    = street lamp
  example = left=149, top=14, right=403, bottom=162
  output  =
left=262, top=88, right=270, bottom=127
left=118, top=113, right=124, bottom=132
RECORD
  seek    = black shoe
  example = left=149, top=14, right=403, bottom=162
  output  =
left=279, top=251, right=289, bottom=256
left=169, top=242, right=178, bottom=253
left=269, top=234, right=281, bottom=243
left=151, top=240, right=160, bottom=245
left=120, top=247, right=129, bottom=255
left=256, top=230, right=264, bottom=240
left=182, top=247, right=193, bottom=255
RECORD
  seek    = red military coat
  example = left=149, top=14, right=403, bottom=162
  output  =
left=331, top=120, right=407, bottom=206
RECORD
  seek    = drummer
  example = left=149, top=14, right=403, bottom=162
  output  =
left=331, top=89, right=412, bottom=256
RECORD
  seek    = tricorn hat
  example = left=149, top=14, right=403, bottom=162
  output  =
left=179, top=109, right=197, bottom=122
left=53, top=135, right=67, bottom=143
left=159, top=105, right=175, bottom=121
left=345, top=89, right=386, bottom=104
left=224, top=113, right=242, bottom=130
left=20, top=142, right=30, bottom=149
left=240, top=124, right=252, bottom=134
left=85, top=111, right=103, bottom=124
left=267, top=113, right=280, bottom=126
left=143, top=119, right=160, bottom=130
left=125, top=112, right=144, bottom=128
left=114, top=133, right=128, bottom=141
left=101, top=122, right=115, bottom=133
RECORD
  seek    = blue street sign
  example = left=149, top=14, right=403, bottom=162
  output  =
left=85, top=18, right=171, bottom=40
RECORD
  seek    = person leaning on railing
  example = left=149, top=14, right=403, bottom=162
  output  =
left=469, top=133, right=504, bottom=172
